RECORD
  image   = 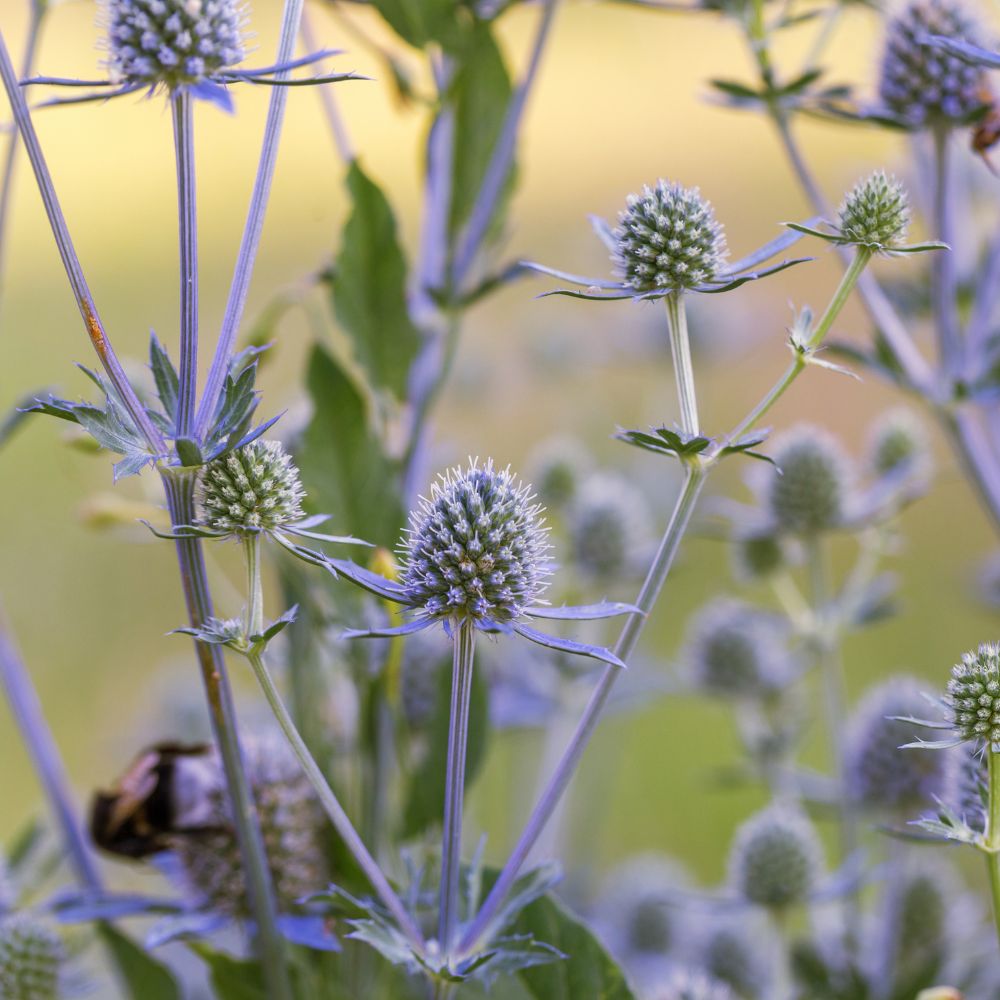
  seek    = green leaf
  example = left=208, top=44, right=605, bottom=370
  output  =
left=370, top=0, right=462, bottom=49
left=511, top=894, right=636, bottom=1000
left=98, top=924, right=181, bottom=1000
left=401, top=646, right=490, bottom=839
left=330, top=162, right=421, bottom=399
left=298, top=345, right=405, bottom=549
left=149, top=333, right=179, bottom=423
left=447, top=22, right=514, bottom=248
left=189, top=943, right=268, bottom=1000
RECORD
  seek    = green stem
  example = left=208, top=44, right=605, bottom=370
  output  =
left=665, top=292, right=700, bottom=436
left=987, top=750, right=1000, bottom=949
left=723, top=248, right=870, bottom=447
left=438, top=620, right=477, bottom=953
left=243, top=533, right=265, bottom=639
left=244, top=648, right=425, bottom=951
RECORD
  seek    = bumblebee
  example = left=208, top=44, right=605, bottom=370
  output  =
left=90, top=742, right=226, bottom=859
left=973, top=81, right=1000, bottom=174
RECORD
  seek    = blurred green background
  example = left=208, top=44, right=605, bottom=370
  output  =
left=1, top=0, right=997, bottom=898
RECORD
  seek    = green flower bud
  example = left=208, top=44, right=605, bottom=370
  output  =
left=838, top=172, right=910, bottom=250
left=0, top=915, right=64, bottom=1000
left=868, top=407, right=933, bottom=482
left=198, top=440, right=306, bottom=536
left=731, top=529, right=786, bottom=583
left=945, top=642, right=1000, bottom=747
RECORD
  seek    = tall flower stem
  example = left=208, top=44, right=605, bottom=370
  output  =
left=244, top=647, right=424, bottom=950
left=931, top=125, right=961, bottom=378
left=0, top=609, right=101, bottom=893
left=438, top=620, right=476, bottom=953
left=171, top=90, right=199, bottom=438
left=805, top=536, right=859, bottom=946
left=243, top=534, right=265, bottom=638
left=196, top=0, right=305, bottom=436
left=987, top=749, right=1000, bottom=948
left=0, top=0, right=46, bottom=304
left=162, top=471, right=291, bottom=1000
left=665, top=292, right=699, bottom=435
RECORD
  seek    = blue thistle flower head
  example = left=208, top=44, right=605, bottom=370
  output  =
left=401, top=459, right=551, bottom=629
left=838, top=172, right=911, bottom=251
left=0, top=915, right=64, bottom=1000
left=844, top=676, right=952, bottom=813
left=102, top=0, right=247, bottom=91
left=731, top=528, right=786, bottom=582
left=728, top=806, right=823, bottom=911
left=946, top=642, right=1000, bottom=748
left=697, top=919, right=770, bottom=999
left=867, top=407, right=933, bottom=484
left=878, top=0, right=984, bottom=128
left=528, top=436, right=592, bottom=509
left=613, top=181, right=728, bottom=293
left=569, top=473, right=653, bottom=581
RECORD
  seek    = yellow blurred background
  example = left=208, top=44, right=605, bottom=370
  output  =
left=1, top=0, right=997, bottom=894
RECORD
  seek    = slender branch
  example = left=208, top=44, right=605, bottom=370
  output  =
left=244, top=533, right=265, bottom=638
left=172, top=90, right=199, bottom=437
left=0, top=608, right=102, bottom=893
left=458, top=463, right=707, bottom=955
left=0, top=2, right=45, bottom=305
left=196, top=0, right=306, bottom=437
left=0, top=32, right=164, bottom=453
left=244, top=646, right=425, bottom=950
left=300, top=8, right=354, bottom=162
left=968, top=229, right=1000, bottom=361
left=161, top=471, right=292, bottom=1000
left=438, top=620, right=476, bottom=953
left=665, top=292, right=699, bottom=435
left=450, top=0, right=559, bottom=290
left=931, top=125, right=961, bottom=377
left=987, top=750, right=1000, bottom=948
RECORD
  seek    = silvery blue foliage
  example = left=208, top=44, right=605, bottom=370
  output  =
left=728, top=805, right=823, bottom=910
left=878, top=0, right=984, bottom=127
left=766, top=425, right=854, bottom=537
left=569, top=473, right=654, bottom=580
left=613, top=181, right=728, bottom=292
left=401, top=459, right=551, bottom=628
left=103, top=0, right=246, bottom=90
left=685, top=598, right=792, bottom=700
left=844, top=676, right=953, bottom=813
left=0, top=914, right=64, bottom=1000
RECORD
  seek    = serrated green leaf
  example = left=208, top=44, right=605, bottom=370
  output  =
left=98, top=924, right=180, bottom=1000
left=330, top=162, right=421, bottom=399
left=149, top=333, right=179, bottom=423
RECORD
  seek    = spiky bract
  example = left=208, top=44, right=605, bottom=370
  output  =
left=945, top=642, right=1000, bottom=747
left=838, top=172, right=910, bottom=250
left=0, top=915, right=63, bottom=1000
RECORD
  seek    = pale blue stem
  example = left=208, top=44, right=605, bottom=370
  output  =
left=931, top=125, right=961, bottom=377
left=300, top=9, right=354, bottom=162
left=438, top=620, right=476, bottom=953
left=196, top=0, right=305, bottom=437
left=665, top=292, right=699, bottom=435
left=0, top=609, right=102, bottom=893
left=171, top=90, right=199, bottom=437
left=0, top=32, right=164, bottom=453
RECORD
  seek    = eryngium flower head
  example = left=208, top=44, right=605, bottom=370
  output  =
left=103, top=0, right=246, bottom=90
left=878, top=0, right=983, bottom=128
left=650, top=970, right=735, bottom=1000
left=528, top=436, right=592, bottom=509
left=698, top=921, right=769, bottom=999
left=946, top=642, right=1000, bottom=747
left=0, top=915, right=64, bottom=1000
left=401, top=460, right=550, bottom=627
left=731, top=529, right=785, bottom=582
left=174, top=740, right=328, bottom=915
left=198, top=441, right=305, bottom=536
left=838, top=172, right=910, bottom=250
left=729, top=806, right=823, bottom=910
left=868, top=407, right=933, bottom=482
left=613, top=181, right=728, bottom=292
left=844, top=677, right=952, bottom=813
left=767, top=427, right=853, bottom=537
left=569, top=474, right=653, bottom=580
left=685, top=599, right=791, bottom=700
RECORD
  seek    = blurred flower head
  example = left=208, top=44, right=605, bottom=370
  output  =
left=528, top=436, right=593, bottom=510
left=730, top=527, right=786, bottom=583
left=867, top=407, right=934, bottom=489
left=696, top=917, right=770, bottom=999
left=649, top=969, right=736, bottom=1000
left=0, top=914, right=64, bottom=1000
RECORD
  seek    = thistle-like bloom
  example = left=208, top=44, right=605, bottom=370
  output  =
left=697, top=920, right=770, bottom=1000
left=528, top=436, right=592, bottom=509
left=838, top=172, right=910, bottom=251
left=844, top=677, right=952, bottom=814
left=766, top=426, right=853, bottom=537
left=685, top=599, right=792, bottom=700
left=728, top=806, right=823, bottom=911
left=338, top=460, right=636, bottom=668
left=868, top=408, right=933, bottom=485
left=878, top=0, right=984, bottom=128
left=569, top=473, right=653, bottom=580
left=198, top=440, right=305, bottom=536
left=172, top=740, right=329, bottom=916
left=613, top=181, right=728, bottom=292
left=104, top=0, right=246, bottom=91
left=0, top=915, right=64, bottom=1000
left=730, top=528, right=785, bottom=582
left=945, top=643, right=1000, bottom=748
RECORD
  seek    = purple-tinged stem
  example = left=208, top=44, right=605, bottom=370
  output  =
left=931, top=125, right=961, bottom=378
left=196, top=0, right=305, bottom=438
left=161, top=470, right=292, bottom=1000
left=438, top=620, right=476, bottom=953
left=0, top=1, right=46, bottom=305
left=450, top=0, right=559, bottom=291
left=171, top=90, right=199, bottom=438
left=299, top=9, right=353, bottom=162
left=0, top=608, right=102, bottom=893
left=0, top=32, right=164, bottom=453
